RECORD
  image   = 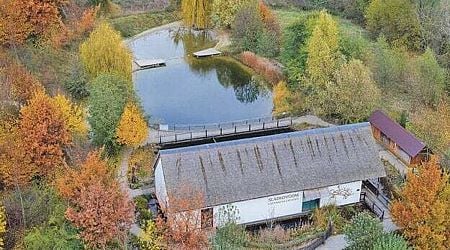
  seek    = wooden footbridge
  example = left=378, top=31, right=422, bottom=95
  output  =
left=147, top=115, right=332, bottom=146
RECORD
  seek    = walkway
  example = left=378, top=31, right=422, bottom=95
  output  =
left=118, top=148, right=155, bottom=236
left=316, top=235, right=348, bottom=250
left=379, top=150, right=409, bottom=176
left=147, top=115, right=332, bottom=144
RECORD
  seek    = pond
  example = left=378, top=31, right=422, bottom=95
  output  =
left=129, top=28, right=273, bottom=125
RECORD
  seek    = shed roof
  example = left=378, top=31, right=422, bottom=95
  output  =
left=159, top=123, right=385, bottom=209
left=369, top=110, right=425, bottom=157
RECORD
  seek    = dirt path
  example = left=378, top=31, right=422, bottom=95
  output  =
left=118, top=147, right=155, bottom=237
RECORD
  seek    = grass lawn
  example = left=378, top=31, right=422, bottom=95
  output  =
left=110, top=11, right=180, bottom=38
left=274, top=8, right=369, bottom=39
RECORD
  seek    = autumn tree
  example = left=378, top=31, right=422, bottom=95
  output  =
left=181, top=0, right=211, bottom=29
left=116, top=102, right=148, bottom=148
left=328, top=59, right=381, bottom=123
left=57, top=151, right=134, bottom=248
left=391, top=158, right=450, bottom=249
left=211, top=0, right=248, bottom=28
left=158, top=186, right=208, bottom=249
left=139, top=220, right=164, bottom=250
left=272, top=81, right=291, bottom=117
left=80, top=22, right=132, bottom=80
left=366, top=0, right=422, bottom=50
left=88, top=74, right=130, bottom=154
left=408, top=101, right=450, bottom=154
left=0, top=0, right=66, bottom=46
left=65, top=180, right=133, bottom=249
left=53, top=94, right=87, bottom=137
left=0, top=0, right=32, bottom=46
left=2, top=61, right=44, bottom=106
left=19, top=91, right=71, bottom=178
left=0, top=205, right=5, bottom=249
left=306, top=10, right=339, bottom=88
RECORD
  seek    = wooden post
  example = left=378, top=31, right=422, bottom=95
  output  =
left=175, top=134, right=177, bottom=142
left=205, top=130, right=208, bottom=137
left=249, top=124, right=251, bottom=131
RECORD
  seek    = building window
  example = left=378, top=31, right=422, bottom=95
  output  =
left=302, top=199, right=320, bottom=212
left=201, top=208, right=213, bottom=228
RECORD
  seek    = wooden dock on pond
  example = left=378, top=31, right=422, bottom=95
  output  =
left=134, top=59, right=166, bottom=69
left=193, top=48, right=222, bottom=58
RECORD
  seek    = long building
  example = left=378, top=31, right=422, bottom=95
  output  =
left=154, top=122, right=386, bottom=228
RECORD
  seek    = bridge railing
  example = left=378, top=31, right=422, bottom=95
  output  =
left=158, top=117, right=293, bottom=144
left=151, top=116, right=292, bottom=132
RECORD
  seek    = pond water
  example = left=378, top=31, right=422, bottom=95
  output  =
left=129, top=28, right=273, bottom=125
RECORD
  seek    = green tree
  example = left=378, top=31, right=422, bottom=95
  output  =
left=373, top=233, right=410, bottom=250
left=344, top=212, right=383, bottom=250
left=329, top=59, right=381, bottom=123
left=212, top=205, right=248, bottom=249
left=23, top=191, right=83, bottom=250
left=366, top=0, right=422, bottom=50
left=281, top=12, right=319, bottom=85
left=88, top=74, right=130, bottom=154
left=181, top=0, right=211, bottom=29
left=412, top=48, right=447, bottom=107
left=139, top=220, right=163, bottom=250
left=80, top=22, right=132, bottom=80
left=231, top=4, right=263, bottom=52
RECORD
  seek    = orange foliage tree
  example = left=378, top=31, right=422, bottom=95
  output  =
left=390, top=158, right=450, bottom=249
left=0, top=117, right=35, bottom=187
left=56, top=151, right=134, bottom=248
left=3, top=62, right=44, bottom=105
left=258, top=0, right=280, bottom=35
left=0, top=0, right=32, bottom=45
left=19, top=91, right=71, bottom=178
left=0, top=0, right=67, bottom=45
left=116, top=102, right=148, bottom=148
left=158, top=185, right=208, bottom=249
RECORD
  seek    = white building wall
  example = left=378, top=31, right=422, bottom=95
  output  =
left=213, top=191, right=303, bottom=226
left=320, top=181, right=362, bottom=207
left=154, top=159, right=169, bottom=210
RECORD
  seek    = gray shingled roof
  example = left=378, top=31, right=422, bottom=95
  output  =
left=159, top=122, right=386, bottom=209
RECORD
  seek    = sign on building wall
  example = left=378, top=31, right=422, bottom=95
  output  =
left=214, top=191, right=303, bottom=225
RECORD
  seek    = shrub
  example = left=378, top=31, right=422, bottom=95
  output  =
left=256, top=225, right=292, bottom=244
left=344, top=212, right=383, bottom=250
left=212, top=222, right=248, bottom=249
left=373, top=233, right=410, bottom=250
left=366, top=0, right=421, bottom=50
left=232, top=4, right=264, bottom=52
left=64, top=62, right=89, bottom=100
left=240, top=51, right=283, bottom=84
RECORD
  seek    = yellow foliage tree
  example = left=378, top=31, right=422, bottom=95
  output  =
left=272, top=81, right=291, bottom=117
left=0, top=205, right=5, bottom=249
left=80, top=22, right=132, bottom=80
left=139, top=220, right=163, bottom=250
left=52, top=94, right=88, bottom=137
left=116, top=102, right=148, bottom=148
left=182, top=0, right=211, bottom=29
left=306, top=10, right=339, bottom=88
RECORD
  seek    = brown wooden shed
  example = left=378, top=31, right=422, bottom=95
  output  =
left=369, top=110, right=430, bottom=165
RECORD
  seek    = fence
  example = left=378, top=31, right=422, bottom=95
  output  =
left=363, top=180, right=390, bottom=208
left=152, top=116, right=292, bottom=132
left=157, top=117, right=294, bottom=144
left=360, top=192, right=385, bottom=220
left=299, top=221, right=334, bottom=250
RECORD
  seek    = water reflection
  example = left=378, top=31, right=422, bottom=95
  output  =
left=176, top=30, right=270, bottom=104
left=129, top=28, right=273, bottom=124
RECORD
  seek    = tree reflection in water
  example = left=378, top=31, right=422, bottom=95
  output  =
left=171, top=29, right=270, bottom=104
